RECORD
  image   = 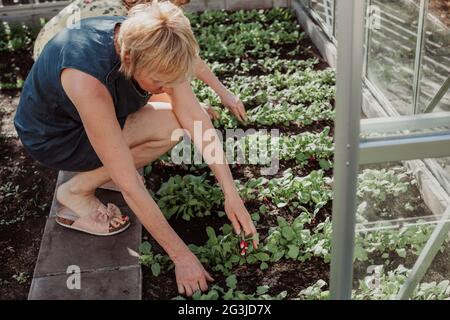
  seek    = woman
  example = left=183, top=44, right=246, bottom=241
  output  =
left=33, top=0, right=248, bottom=122
left=14, top=1, right=257, bottom=297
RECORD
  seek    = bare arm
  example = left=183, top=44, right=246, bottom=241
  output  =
left=165, top=81, right=258, bottom=247
left=61, top=69, right=212, bottom=296
left=194, top=57, right=247, bottom=122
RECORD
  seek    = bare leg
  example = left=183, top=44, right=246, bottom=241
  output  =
left=56, top=101, right=181, bottom=218
left=100, top=93, right=173, bottom=189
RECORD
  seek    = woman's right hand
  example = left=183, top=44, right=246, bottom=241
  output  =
left=174, top=252, right=214, bottom=297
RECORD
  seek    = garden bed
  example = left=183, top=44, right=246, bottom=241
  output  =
left=137, top=9, right=450, bottom=300
left=138, top=8, right=334, bottom=300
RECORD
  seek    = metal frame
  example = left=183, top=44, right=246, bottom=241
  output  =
left=360, top=131, right=450, bottom=165
left=424, top=159, right=450, bottom=196
left=360, top=112, right=450, bottom=134
left=329, top=0, right=365, bottom=300
left=412, top=0, right=429, bottom=115
left=424, top=75, right=450, bottom=113
left=396, top=206, right=450, bottom=299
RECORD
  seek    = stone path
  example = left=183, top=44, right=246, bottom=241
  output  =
left=28, top=170, right=143, bottom=300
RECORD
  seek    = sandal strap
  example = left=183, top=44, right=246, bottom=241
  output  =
left=105, top=203, right=123, bottom=219
left=89, top=204, right=114, bottom=224
left=73, top=204, right=124, bottom=234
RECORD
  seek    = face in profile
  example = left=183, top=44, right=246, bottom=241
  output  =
left=133, top=69, right=184, bottom=95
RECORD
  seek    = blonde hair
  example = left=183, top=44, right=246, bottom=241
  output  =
left=117, top=1, right=199, bottom=84
left=122, top=0, right=190, bottom=11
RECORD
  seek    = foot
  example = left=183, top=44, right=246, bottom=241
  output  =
left=56, top=202, right=130, bottom=236
left=56, top=178, right=128, bottom=227
left=56, top=178, right=102, bottom=218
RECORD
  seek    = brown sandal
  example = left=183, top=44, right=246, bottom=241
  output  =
left=56, top=202, right=130, bottom=236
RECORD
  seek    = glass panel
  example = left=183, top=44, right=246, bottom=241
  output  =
left=352, top=160, right=450, bottom=300
left=417, top=0, right=450, bottom=113
left=366, top=0, right=421, bottom=115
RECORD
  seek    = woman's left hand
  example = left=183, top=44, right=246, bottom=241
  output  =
left=220, top=91, right=247, bottom=123
left=224, top=191, right=259, bottom=249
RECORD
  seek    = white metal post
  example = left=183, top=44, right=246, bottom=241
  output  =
left=329, top=0, right=365, bottom=300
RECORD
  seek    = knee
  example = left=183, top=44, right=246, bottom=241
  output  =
left=144, top=109, right=183, bottom=149
left=160, top=110, right=183, bottom=145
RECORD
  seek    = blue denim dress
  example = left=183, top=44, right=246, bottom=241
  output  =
left=14, top=16, right=151, bottom=172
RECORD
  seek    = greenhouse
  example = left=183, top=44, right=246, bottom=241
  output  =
left=0, top=0, right=449, bottom=302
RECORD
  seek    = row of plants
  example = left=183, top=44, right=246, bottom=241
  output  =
left=155, top=168, right=333, bottom=222
left=188, top=8, right=303, bottom=61
left=138, top=8, right=447, bottom=300
left=0, top=21, right=42, bottom=54
left=208, top=57, right=320, bottom=78
left=299, top=265, right=450, bottom=300
left=0, top=21, right=43, bottom=90
left=187, top=7, right=298, bottom=29
left=156, top=135, right=332, bottom=181
left=161, top=126, right=334, bottom=175
left=234, top=128, right=334, bottom=169
left=193, top=68, right=335, bottom=124
left=174, top=274, right=287, bottom=301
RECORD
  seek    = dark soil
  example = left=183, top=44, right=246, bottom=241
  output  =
left=0, top=59, right=58, bottom=299
left=237, top=119, right=335, bottom=136
left=0, top=135, right=57, bottom=299
left=234, top=258, right=330, bottom=298
left=0, top=51, right=35, bottom=91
